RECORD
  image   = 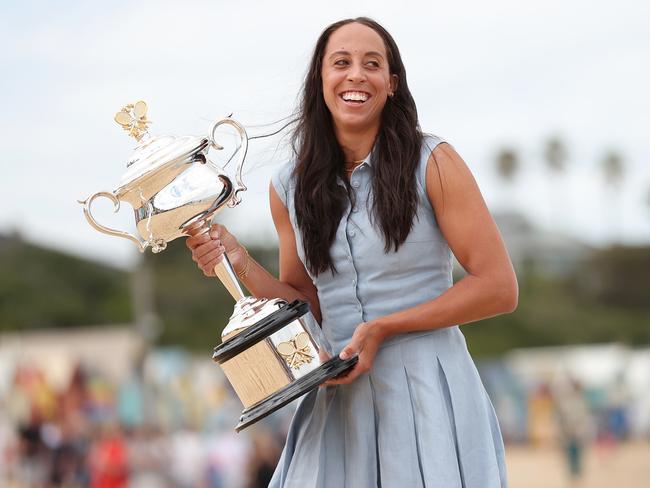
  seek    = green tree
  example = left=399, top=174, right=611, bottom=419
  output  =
left=494, top=147, right=520, bottom=212
left=496, top=148, right=520, bottom=183
left=600, top=149, right=625, bottom=243
left=543, top=136, right=569, bottom=232
left=0, top=234, right=132, bottom=330
left=544, top=137, right=568, bottom=173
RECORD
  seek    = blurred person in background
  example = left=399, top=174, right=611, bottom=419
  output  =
left=10, top=365, right=55, bottom=487
left=127, top=425, right=171, bottom=488
left=88, top=421, right=128, bottom=488
left=188, top=16, right=517, bottom=487
left=554, top=378, right=593, bottom=485
left=168, top=425, right=204, bottom=488
left=245, top=427, right=282, bottom=488
left=16, top=415, right=48, bottom=487
left=204, top=425, right=250, bottom=488
left=604, top=373, right=630, bottom=442
left=528, top=382, right=557, bottom=447
left=51, top=364, right=91, bottom=487
left=47, top=416, right=87, bottom=487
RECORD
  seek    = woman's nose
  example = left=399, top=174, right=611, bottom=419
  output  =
left=346, top=62, right=366, bottom=82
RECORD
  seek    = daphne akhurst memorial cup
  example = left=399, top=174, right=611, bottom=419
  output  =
left=78, top=101, right=357, bottom=430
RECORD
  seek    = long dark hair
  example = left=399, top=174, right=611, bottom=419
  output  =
left=292, top=17, right=423, bottom=275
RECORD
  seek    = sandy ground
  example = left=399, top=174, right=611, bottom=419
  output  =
left=506, top=441, right=650, bottom=488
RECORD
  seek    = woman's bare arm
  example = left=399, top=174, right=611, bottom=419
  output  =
left=186, top=183, right=321, bottom=322
left=374, top=142, right=518, bottom=338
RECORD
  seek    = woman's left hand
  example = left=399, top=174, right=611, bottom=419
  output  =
left=324, top=322, right=386, bottom=386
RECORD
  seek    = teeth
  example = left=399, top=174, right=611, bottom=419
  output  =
left=341, top=91, right=369, bottom=102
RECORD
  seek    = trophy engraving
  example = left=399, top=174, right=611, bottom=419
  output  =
left=277, top=332, right=315, bottom=370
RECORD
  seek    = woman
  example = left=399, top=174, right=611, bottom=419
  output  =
left=187, top=17, right=517, bottom=487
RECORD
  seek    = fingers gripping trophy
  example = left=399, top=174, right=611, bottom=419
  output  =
left=78, top=102, right=357, bottom=430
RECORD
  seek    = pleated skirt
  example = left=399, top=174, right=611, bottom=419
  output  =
left=269, top=327, right=508, bottom=487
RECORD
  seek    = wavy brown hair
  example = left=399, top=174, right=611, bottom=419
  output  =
left=292, top=17, right=423, bottom=275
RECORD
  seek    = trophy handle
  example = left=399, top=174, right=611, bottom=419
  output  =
left=78, top=191, right=149, bottom=253
left=208, top=117, right=248, bottom=207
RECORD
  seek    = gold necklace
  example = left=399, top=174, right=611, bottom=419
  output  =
left=344, top=159, right=365, bottom=173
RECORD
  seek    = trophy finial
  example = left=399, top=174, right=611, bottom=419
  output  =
left=114, top=100, right=151, bottom=141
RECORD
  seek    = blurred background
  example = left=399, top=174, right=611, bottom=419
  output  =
left=1, top=0, right=649, bottom=486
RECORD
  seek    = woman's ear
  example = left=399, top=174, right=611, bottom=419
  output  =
left=389, top=74, right=399, bottom=96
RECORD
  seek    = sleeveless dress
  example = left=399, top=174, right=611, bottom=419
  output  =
left=269, top=135, right=508, bottom=487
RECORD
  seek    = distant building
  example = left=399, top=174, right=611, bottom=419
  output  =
left=0, top=326, right=143, bottom=393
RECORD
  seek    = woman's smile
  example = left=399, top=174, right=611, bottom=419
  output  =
left=339, top=90, right=371, bottom=104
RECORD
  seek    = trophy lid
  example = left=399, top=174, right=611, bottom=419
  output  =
left=118, top=134, right=209, bottom=189
left=113, top=101, right=210, bottom=192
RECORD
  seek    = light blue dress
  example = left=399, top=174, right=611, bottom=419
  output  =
left=269, top=135, right=508, bottom=487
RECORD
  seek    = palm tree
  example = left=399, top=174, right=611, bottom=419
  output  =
left=543, top=136, right=569, bottom=233
left=544, top=137, right=568, bottom=174
left=602, top=150, right=624, bottom=187
left=601, top=150, right=625, bottom=243
left=494, top=147, right=520, bottom=212
left=496, top=148, right=520, bottom=183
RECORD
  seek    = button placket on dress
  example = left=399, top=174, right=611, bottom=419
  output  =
left=345, top=166, right=370, bottom=319
left=343, top=206, right=362, bottom=318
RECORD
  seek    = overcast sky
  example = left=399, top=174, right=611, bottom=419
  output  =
left=1, top=0, right=649, bottom=268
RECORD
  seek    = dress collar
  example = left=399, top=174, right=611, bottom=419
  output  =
left=336, top=144, right=376, bottom=185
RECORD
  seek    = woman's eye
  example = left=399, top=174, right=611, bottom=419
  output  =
left=366, top=60, right=380, bottom=68
left=334, top=59, right=349, bottom=66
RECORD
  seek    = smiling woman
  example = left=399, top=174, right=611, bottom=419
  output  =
left=292, top=19, right=424, bottom=277
left=187, top=16, right=517, bottom=488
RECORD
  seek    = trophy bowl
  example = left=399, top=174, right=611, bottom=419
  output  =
left=78, top=101, right=248, bottom=255
left=78, top=101, right=356, bottom=431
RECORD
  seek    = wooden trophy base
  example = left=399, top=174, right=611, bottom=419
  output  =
left=236, top=355, right=358, bottom=431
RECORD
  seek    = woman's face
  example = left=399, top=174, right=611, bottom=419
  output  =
left=321, top=22, right=397, bottom=135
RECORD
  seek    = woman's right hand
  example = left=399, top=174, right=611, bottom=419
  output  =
left=185, top=224, right=247, bottom=277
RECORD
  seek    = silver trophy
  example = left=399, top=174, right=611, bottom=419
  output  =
left=79, top=101, right=356, bottom=430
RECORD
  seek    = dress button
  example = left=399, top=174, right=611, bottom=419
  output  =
left=352, top=279, right=356, bottom=286
left=349, top=230, right=356, bottom=237
left=351, top=180, right=360, bottom=189
left=352, top=206, right=358, bottom=213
